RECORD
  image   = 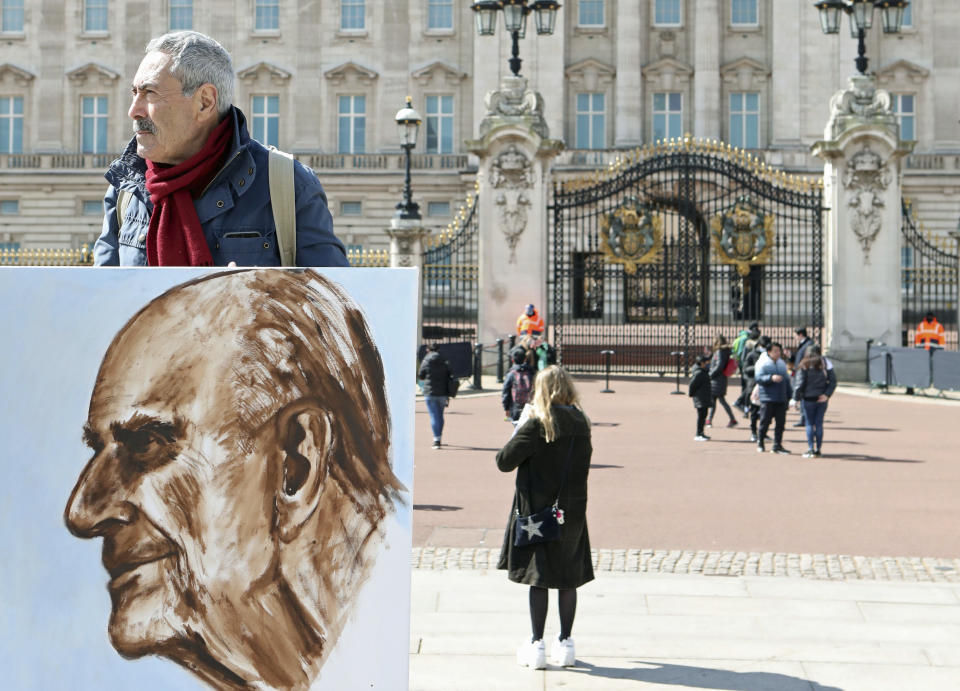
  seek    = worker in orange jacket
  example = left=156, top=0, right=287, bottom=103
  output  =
left=915, top=311, right=945, bottom=349
left=516, top=303, right=544, bottom=338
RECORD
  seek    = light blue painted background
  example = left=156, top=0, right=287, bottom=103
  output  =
left=0, top=267, right=417, bottom=690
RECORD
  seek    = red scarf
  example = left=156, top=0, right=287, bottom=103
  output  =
left=145, top=116, right=233, bottom=266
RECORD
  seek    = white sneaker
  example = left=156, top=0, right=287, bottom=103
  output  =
left=549, top=636, right=576, bottom=667
left=694, top=435, right=710, bottom=441
left=516, top=639, right=546, bottom=669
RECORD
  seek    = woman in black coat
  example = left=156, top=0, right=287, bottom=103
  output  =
left=707, top=334, right=737, bottom=428
left=496, top=365, right=592, bottom=670
left=418, top=344, right=454, bottom=449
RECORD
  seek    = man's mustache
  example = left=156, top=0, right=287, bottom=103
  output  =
left=133, top=118, right=157, bottom=136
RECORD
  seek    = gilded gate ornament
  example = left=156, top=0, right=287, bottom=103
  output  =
left=709, top=196, right=775, bottom=277
left=599, top=197, right=663, bottom=274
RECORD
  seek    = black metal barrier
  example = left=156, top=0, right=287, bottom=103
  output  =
left=600, top=350, right=615, bottom=393
left=669, top=350, right=686, bottom=395
left=472, top=343, right=482, bottom=389
left=417, top=341, right=473, bottom=379
left=868, top=342, right=959, bottom=391
left=496, top=338, right=505, bottom=382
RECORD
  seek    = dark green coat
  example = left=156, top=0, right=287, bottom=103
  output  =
left=496, top=405, right=594, bottom=589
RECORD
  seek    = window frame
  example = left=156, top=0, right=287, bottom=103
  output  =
left=1, top=0, right=25, bottom=34
left=575, top=92, right=606, bottom=150
left=340, top=0, right=366, bottom=32
left=83, top=0, right=109, bottom=34
left=651, top=91, right=683, bottom=142
left=892, top=92, right=916, bottom=141
left=0, top=95, right=24, bottom=154
left=80, top=95, right=109, bottom=154
left=653, top=0, right=682, bottom=28
left=426, top=0, right=454, bottom=32
left=340, top=200, right=363, bottom=216
left=337, top=94, right=366, bottom=154
left=577, top=0, right=605, bottom=28
left=254, top=0, right=280, bottom=33
left=169, top=0, right=193, bottom=31
left=424, top=94, right=454, bottom=154
left=729, top=0, right=758, bottom=27
left=426, top=200, right=451, bottom=218
left=901, top=2, right=913, bottom=28
left=728, top=91, right=760, bottom=150
left=251, top=94, right=280, bottom=148
left=0, top=199, right=19, bottom=215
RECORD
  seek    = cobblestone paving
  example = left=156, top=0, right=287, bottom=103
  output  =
left=411, top=547, right=960, bottom=582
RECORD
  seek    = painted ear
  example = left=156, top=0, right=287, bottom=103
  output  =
left=275, top=406, right=333, bottom=543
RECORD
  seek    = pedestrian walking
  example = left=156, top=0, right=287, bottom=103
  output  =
left=707, top=335, right=738, bottom=429
left=755, top=341, right=793, bottom=454
left=418, top=343, right=456, bottom=449
left=496, top=366, right=593, bottom=670
left=789, top=327, right=815, bottom=427
left=688, top=353, right=712, bottom=441
left=792, top=345, right=837, bottom=458
left=502, top=346, right=536, bottom=422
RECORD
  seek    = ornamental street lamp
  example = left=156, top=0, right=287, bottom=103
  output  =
left=394, top=96, right=422, bottom=221
left=814, top=1, right=910, bottom=74
left=470, top=0, right=562, bottom=78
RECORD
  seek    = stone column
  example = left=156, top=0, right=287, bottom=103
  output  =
left=692, top=0, right=721, bottom=140
left=386, top=217, right=430, bottom=349
left=465, top=76, right=563, bottom=361
left=614, top=6, right=642, bottom=147
left=813, top=75, right=914, bottom=381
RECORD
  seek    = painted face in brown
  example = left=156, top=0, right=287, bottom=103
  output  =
left=64, top=294, right=279, bottom=665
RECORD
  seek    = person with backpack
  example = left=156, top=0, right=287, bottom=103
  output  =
left=503, top=346, right=536, bottom=423
left=688, top=353, right=713, bottom=441
left=706, top=334, right=738, bottom=429
left=732, top=323, right=761, bottom=414
left=419, top=343, right=457, bottom=449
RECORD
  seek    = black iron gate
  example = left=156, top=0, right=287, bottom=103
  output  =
left=421, top=193, right=479, bottom=346
left=549, top=138, right=824, bottom=374
left=901, top=199, right=958, bottom=349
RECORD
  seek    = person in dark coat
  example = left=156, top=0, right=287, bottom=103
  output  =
left=707, top=334, right=738, bottom=429
left=418, top=343, right=455, bottom=449
left=792, top=345, right=837, bottom=458
left=688, top=353, right=712, bottom=441
left=496, top=365, right=592, bottom=670
left=742, top=336, right=771, bottom=443
left=789, top=327, right=816, bottom=427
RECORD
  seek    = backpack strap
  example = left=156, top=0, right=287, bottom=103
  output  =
left=268, top=146, right=297, bottom=267
left=115, top=188, right=133, bottom=230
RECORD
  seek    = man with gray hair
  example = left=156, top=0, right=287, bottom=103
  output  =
left=94, top=31, right=347, bottom=267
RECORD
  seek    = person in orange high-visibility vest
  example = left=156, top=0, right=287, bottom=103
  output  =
left=516, top=303, right=545, bottom=338
left=915, top=311, right=945, bottom=349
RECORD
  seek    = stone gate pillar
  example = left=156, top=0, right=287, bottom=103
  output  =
left=813, top=75, right=913, bottom=381
left=386, top=217, right=430, bottom=349
left=465, top=76, right=563, bottom=358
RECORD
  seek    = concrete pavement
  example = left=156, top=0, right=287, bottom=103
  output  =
left=408, top=376, right=960, bottom=689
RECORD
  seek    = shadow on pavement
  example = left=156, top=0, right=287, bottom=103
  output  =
left=589, top=464, right=623, bottom=469
left=413, top=504, right=462, bottom=512
left=439, top=444, right=502, bottom=452
left=564, top=661, right=844, bottom=690
left=829, top=426, right=896, bottom=432
left=827, top=453, right=922, bottom=464
left=592, top=421, right=621, bottom=427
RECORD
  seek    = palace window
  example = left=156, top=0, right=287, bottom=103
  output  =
left=169, top=0, right=192, bottom=30
left=1, top=0, right=24, bottom=33
left=81, top=96, right=108, bottom=153
left=730, top=0, right=757, bottom=26
left=425, top=95, right=454, bottom=154
left=653, top=0, right=681, bottom=27
left=578, top=0, right=604, bottom=27
left=893, top=93, right=915, bottom=140
left=251, top=95, right=279, bottom=148
left=576, top=92, right=605, bottom=149
left=255, top=0, right=279, bottom=31
left=729, top=92, right=760, bottom=149
left=84, top=0, right=108, bottom=32
left=0, top=96, right=23, bottom=153
left=338, top=95, right=366, bottom=153
left=427, top=0, right=453, bottom=30
left=652, top=92, right=682, bottom=142
left=341, top=0, right=365, bottom=30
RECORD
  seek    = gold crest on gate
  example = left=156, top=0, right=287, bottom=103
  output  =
left=710, top=196, right=775, bottom=277
left=599, top=197, right=663, bottom=275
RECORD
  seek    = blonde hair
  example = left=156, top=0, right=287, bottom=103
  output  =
left=530, top=365, right=583, bottom=443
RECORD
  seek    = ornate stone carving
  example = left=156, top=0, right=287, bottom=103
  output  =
left=842, top=147, right=892, bottom=263
left=480, top=76, right=549, bottom=140
left=490, top=144, right=535, bottom=263
left=826, top=75, right=896, bottom=141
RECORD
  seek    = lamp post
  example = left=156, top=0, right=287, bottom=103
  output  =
left=394, top=96, right=422, bottom=220
left=814, top=1, right=909, bottom=74
left=470, top=0, right=561, bottom=77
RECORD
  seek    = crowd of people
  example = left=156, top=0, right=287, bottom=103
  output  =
left=689, top=323, right=836, bottom=458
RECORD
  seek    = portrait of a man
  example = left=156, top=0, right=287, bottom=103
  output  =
left=62, top=269, right=407, bottom=690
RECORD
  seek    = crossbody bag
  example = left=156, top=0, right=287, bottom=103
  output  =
left=513, top=437, right=575, bottom=548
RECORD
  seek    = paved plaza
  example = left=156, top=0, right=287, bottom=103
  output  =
left=408, top=376, right=960, bottom=690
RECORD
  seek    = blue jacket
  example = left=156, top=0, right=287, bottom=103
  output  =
left=755, top=353, right=793, bottom=402
left=93, top=107, right=347, bottom=267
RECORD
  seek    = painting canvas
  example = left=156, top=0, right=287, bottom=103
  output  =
left=0, top=267, right=417, bottom=690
